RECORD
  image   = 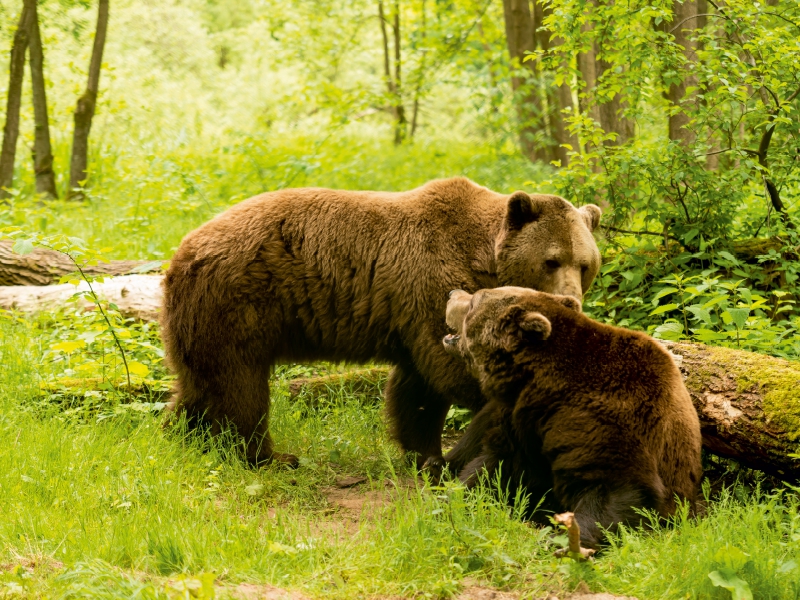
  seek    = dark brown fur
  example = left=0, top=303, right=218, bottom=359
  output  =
left=443, top=287, right=702, bottom=548
left=160, top=178, right=601, bottom=466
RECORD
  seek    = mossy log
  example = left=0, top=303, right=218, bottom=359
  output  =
left=0, top=240, right=162, bottom=286
left=287, top=367, right=391, bottom=405
left=289, top=348, right=800, bottom=481
left=663, top=341, right=800, bottom=480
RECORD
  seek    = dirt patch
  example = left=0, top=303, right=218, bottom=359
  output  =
left=227, top=582, right=310, bottom=599
left=0, top=553, right=64, bottom=575
left=455, top=585, right=520, bottom=599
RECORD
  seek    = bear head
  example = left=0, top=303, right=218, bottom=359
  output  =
left=443, top=287, right=581, bottom=395
left=494, top=192, right=601, bottom=303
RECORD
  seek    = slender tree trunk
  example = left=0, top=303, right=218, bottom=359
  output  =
left=533, top=0, right=578, bottom=166
left=378, top=0, right=406, bottom=145
left=667, top=0, right=700, bottom=145
left=0, top=1, right=32, bottom=200
left=391, top=2, right=406, bottom=144
left=68, top=0, right=109, bottom=200
left=28, top=0, right=57, bottom=199
left=577, top=0, right=633, bottom=147
left=410, top=0, right=426, bottom=139
left=501, top=0, right=548, bottom=162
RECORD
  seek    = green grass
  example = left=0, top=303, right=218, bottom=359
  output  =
left=3, top=308, right=800, bottom=600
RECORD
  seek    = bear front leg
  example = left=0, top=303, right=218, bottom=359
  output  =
left=384, top=363, right=450, bottom=473
left=442, top=402, right=497, bottom=473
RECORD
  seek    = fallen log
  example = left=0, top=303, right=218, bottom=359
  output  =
left=0, top=240, right=162, bottom=285
left=663, top=341, right=800, bottom=480
left=287, top=367, right=391, bottom=404
left=0, top=274, right=162, bottom=321
left=287, top=344, right=800, bottom=481
left=1, top=275, right=799, bottom=479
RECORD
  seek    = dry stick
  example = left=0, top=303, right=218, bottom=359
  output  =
left=553, top=512, right=596, bottom=561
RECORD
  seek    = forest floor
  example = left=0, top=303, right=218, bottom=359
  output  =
left=2, top=310, right=800, bottom=600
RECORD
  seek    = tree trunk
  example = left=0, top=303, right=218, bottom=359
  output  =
left=664, top=341, right=800, bottom=481
left=0, top=240, right=161, bottom=286
left=576, top=0, right=633, bottom=147
left=391, top=2, right=407, bottom=144
left=0, top=1, right=32, bottom=200
left=378, top=0, right=406, bottom=145
left=68, top=0, right=109, bottom=200
left=532, top=0, right=578, bottom=166
left=0, top=274, right=162, bottom=322
left=409, top=0, right=426, bottom=139
left=28, top=0, right=58, bottom=199
left=667, top=0, right=700, bottom=145
left=501, top=0, right=548, bottom=163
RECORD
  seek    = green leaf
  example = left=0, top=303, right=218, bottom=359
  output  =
left=245, top=482, right=264, bottom=497
left=708, top=569, right=753, bottom=600
left=67, top=236, right=87, bottom=250
left=713, top=545, right=750, bottom=570
left=50, top=340, right=86, bottom=353
left=777, top=560, right=797, bottom=574
left=12, top=239, right=34, bottom=255
left=650, top=303, right=678, bottom=316
left=653, top=322, right=683, bottom=341
left=127, top=361, right=150, bottom=377
left=737, top=288, right=753, bottom=305
left=651, top=287, right=679, bottom=305
left=686, top=304, right=712, bottom=324
left=726, top=308, right=749, bottom=329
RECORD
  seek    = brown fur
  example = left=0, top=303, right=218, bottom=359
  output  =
left=442, top=287, right=702, bottom=548
left=160, top=177, right=601, bottom=466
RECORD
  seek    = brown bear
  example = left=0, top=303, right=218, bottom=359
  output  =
left=442, top=287, right=702, bottom=549
left=160, top=177, right=602, bottom=468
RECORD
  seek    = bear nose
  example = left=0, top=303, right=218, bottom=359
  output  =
left=449, top=289, right=464, bottom=299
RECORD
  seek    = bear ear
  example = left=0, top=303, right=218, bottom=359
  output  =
left=552, top=294, right=582, bottom=313
left=579, top=204, right=602, bottom=232
left=519, top=311, right=552, bottom=340
left=506, top=191, right=540, bottom=231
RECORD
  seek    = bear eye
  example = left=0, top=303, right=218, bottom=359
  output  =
left=545, top=259, right=560, bottom=270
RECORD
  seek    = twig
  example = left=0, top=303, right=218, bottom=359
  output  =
left=603, top=226, right=680, bottom=242
left=553, top=512, right=595, bottom=561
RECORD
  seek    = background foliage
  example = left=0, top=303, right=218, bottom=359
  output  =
left=0, top=0, right=799, bottom=597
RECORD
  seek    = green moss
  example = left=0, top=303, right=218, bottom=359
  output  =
left=705, top=345, right=800, bottom=441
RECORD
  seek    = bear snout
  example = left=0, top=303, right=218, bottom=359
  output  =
left=445, top=290, right=472, bottom=333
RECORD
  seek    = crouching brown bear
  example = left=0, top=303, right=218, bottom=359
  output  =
left=160, top=177, right=602, bottom=468
left=442, top=287, right=702, bottom=549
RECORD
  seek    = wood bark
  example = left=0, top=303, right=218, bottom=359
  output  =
left=501, top=0, right=548, bottom=163
left=664, top=341, right=800, bottom=481
left=378, top=0, right=406, bottom=145
left=0, top=1, right=32, bottom=200
left=576, top=0, right=633, bottom=147
left=409, top=0, right=426, bottom=139
left=28, top=0, right=58, bottom=199
left=0, top=274, right=162, bottom=322
left=68, top=0, right=109, bottom=200
left=0, top=240, right=161, bottom=286
left=533, top=0, right=578, bottom=166
left=667, top=0, right=700, bottom=145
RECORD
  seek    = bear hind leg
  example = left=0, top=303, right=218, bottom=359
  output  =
left=172, top=358, right=297, bottom=469
left=385, top=363, right=450, bottom=471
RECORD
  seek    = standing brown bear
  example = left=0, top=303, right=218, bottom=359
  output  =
left=160, top=177, right=601, bottom=467
left=442, top=287, right=702, bottom=549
